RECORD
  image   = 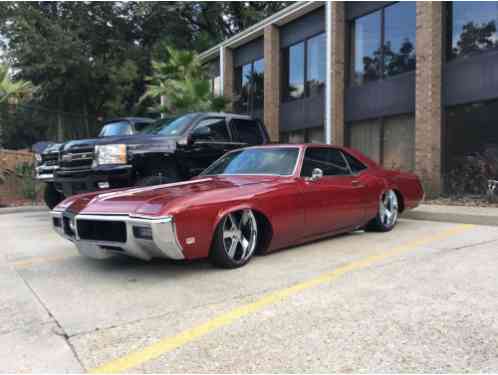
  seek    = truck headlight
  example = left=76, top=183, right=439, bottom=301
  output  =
left=35, top=153, right=42, bottom=163
left=94, top=144, right=127, bottom=166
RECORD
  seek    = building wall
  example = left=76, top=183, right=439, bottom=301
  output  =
left=211, top=1, right=498, bottom=195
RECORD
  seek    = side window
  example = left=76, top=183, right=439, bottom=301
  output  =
left=192, top=118, right=229, bottom=141
left=230, top=119, right=264, bottom=145
left=301, top=148, right=350, bottom=177
left=343, top=152, right=367, bottom=174
left=134, top=122, right=151, bottom=132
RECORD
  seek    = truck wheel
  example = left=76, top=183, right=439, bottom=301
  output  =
left=136, top=174, right=179, bottom=187
left=44, top=183, right=64, bottom=209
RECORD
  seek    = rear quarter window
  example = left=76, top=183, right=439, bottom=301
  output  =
left=230, top=119, right=264, bottom=145
left=343, top=151, right=367, bottom=173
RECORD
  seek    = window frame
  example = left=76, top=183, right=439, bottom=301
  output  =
left=300, top=146, right=353, bottom=178
left=349, top=2, right=416, bottom=87
left=283, top=31, right=326, bottom=102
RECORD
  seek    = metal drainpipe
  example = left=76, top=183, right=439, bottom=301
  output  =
left=325, top=1, right=333, bottom=145
left=219, top=46, right=225, bottom=97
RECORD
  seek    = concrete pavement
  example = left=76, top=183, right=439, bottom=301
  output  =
left=1, top=210, right=498, bottom=372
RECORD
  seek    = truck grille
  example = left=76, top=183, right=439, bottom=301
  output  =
left=77, top=219, right=127, bottom=243
left=42, top=153, right=59, bottom=166
left=60, top=148, right=94, bottom=170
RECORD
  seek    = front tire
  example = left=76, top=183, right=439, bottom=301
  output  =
left=210, top=209, right=258, bottom=269
left=43, top=182, right=64, bottom=209
left=366, top=189, right=399, bottom=232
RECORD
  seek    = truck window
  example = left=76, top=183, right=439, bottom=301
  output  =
left=99, top=121, right=133, bottom=137
left=192, top=118, right=229, bottom=141
left=230, top=119, right=263, bottom=145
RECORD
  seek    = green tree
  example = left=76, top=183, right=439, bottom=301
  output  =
left=0, top=63, right=34, bottom=103
left=143, top=46, right=228, bottom=114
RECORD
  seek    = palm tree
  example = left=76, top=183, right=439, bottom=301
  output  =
left=142, top=47, right=228, bottom=114
left=0, top=64, right=34, bottom=104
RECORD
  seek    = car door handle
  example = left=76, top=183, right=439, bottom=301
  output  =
left=351, top=180, right=363, bottom=187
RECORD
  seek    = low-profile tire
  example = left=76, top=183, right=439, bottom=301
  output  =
left=43, top=182, right=64, bottom=209
left=136, top=174, right=179, bottom=187
left=366, top=189, right=399, bottom=232
left=210, top=209, right=259, bottom=269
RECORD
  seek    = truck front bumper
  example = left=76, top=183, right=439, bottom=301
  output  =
left=54, top=165, right=133, bottom=196
left=51, top=211, right=185, bottom=261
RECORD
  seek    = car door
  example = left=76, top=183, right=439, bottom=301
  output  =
left=186, top=117, right=233, bottom=175
left=299, top=146, right=367, bottom=237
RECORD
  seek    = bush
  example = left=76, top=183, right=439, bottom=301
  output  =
left=14, top=162, right=38, bottom=201
left=445, top=148, right=498, bottom=197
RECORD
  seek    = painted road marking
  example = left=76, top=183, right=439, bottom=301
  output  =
left=13, top=254, right=75, bottom=269
left=90, top=224, right=474, bottom=373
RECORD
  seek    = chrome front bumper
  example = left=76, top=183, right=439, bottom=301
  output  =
left=51, top=211, right=184, bottom=261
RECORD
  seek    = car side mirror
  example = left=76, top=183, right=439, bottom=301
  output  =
left=306, top=168, right=323, bottom=182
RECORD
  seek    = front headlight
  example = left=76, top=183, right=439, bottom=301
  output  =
left=94, top=144, right=127, bottom=166
left=35, top=153, right=42, bottom=163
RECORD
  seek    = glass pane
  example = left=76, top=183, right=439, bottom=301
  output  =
left=193, top=118, right=229, bottom=141
left=384, top=2, right=416, bottom=77
left=252, top=58, right=264, bottom=110
left=383, top=114, right=415, bottom=171
left=349, top=119, right=382, bottom=163
left=451, top=2, right=498, bottom=58
left=201, top=148, right=300, bottom=176
left=351, top=10, right=382, bottom=85
left=231, top=119, right=263, bottom=145
left=288, top=42, right=305, bottom=99
left=99, top=121, right=133, bottom=137
left=240, top=63, right=252, bottom=113
left=301, top=148, right=350, bottom=177
left=212, top=76, right=221, bottom=96
left=307, top=33, right=326, bottom=96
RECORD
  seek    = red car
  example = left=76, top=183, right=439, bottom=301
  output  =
left=51, top=144, right=424, bottom=268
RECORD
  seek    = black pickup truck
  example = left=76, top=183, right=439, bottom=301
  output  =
left=53, top=112, right=269, bottom=199
left=34, top=117, right=155, bottom=208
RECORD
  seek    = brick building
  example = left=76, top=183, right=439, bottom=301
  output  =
left=200, top=1, right=498, bottom=196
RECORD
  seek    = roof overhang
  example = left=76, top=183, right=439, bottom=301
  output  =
left=199, top=1, right=324, bottom=62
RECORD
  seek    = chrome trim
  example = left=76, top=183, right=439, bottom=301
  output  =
left=51, top=211, right=184, bottom=261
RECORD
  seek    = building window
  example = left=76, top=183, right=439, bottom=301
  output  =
left=280, top=127, right=324, bottom=144
left=210, top=76, right=221, bottom=96
left=448, top=2, right=498, bottom=59
left=350, top=2, right=416, bottom=86
left=283, top=32, right=326, bottom=101
left=235, top=58, right=264, bottom=114
left=348, top=114, right=414, bottom=171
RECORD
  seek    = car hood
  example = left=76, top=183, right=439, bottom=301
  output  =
left=63, top=175, right=282, bottom=217
left=32, top=141, right=63, bottom=154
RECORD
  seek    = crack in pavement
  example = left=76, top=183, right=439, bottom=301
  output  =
left=13, top=267, right=87, bottom=372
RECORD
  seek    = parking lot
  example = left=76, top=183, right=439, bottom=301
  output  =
left=2, top=209, right=498, bottom=372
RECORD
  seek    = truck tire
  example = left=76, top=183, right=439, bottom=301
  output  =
left=44, top=183, right=64, bottom=209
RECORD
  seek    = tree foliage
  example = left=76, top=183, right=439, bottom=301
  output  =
left=143, top=47, right=228, bottom=114
left=0, top=63, right=34, bottom=103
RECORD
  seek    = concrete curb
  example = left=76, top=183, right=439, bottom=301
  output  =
left=0, top=205, right=48, bottom=215
left=403, top=204, right=498, bottom=226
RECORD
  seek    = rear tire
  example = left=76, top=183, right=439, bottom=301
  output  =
left=44, top=182, right=64, bottom=209
left=210, top=209, right=258, bottom=269
left=366, top=189, right=399, bottom=232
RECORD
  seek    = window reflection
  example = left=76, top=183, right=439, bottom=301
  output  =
left=307, top=33, right=326, bottom=96
left=235, top=58, right=264, bottom=115
left=288, top=42, right=305, bottom=99
left=350, top=2, right=416, bottom=86
left=449, top=2, right=498, bottom=59
left=352, top=10, right=382, bottom=85
left=384, top=2, right=416, bottom=77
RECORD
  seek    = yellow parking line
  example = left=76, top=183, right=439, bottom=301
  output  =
left=13, top=254, right=74, bottom=269
left=90, top=224, right=474, bottom=374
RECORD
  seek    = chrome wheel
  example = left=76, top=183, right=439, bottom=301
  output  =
left=222, top=209, right=258, bottom=264
left=379, top=190, right=399, bottom=228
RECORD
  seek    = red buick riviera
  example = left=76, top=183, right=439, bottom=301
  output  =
left=52, top=144, right=424, bottom=268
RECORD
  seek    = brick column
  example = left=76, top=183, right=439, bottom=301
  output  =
left=264, top=24, right=280, bottom=142
left=415, top=2, right=443, bottom=196
left=328, top=2, right=345, bottom=146
left=221, top=46, right=234, bottom=112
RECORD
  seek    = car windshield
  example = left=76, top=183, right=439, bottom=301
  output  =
left=142, top=114, right=197, bottom=136
left=201, top=148, right=300, bottom=176
left=98, top=121, right=133, bottom=137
